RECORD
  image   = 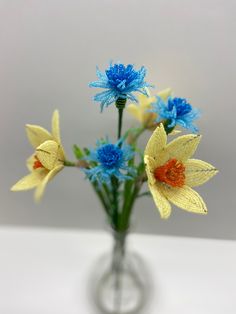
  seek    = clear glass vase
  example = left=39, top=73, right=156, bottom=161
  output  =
left=91, top=229, right=151, bottom=314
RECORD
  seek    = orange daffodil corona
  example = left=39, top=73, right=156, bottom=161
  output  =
left=11, top=110, right=65, bottom=201
left=144, top=124, right=218, bottom=219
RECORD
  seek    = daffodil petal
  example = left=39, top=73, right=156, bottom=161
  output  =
left=185, top=159, right=218, bottom=187
left=11, top=170, right=47, bottom=191
left=36, top=140, right=64, bottom=170
left=159, top=184, right=207, bottom=214
left=128, top=93, right=157, bottom=127
left=51, top=110, right=61, bottom=143
left=157, top=88, right=172, bottom=101
left=51, top=110, right=66, bottom=159
left=161, top=134, right=201, bottom=164
left=170, top=129, right=181, bottom=136
left=127, top=104, right=142, bottom=122
left=34, top=164, right=64, bottom=202
left=138, top=94, right=155, bottom=108
left=144, top=155, right=157, bottom=185
left=149, top=183, right=172, bottom=219
left=26, top=154, right=35, bottom=171
left=26, top=124, right=52, bottom=149
left=145, top=123, right=167, bottom=157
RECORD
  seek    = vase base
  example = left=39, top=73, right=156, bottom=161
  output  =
left=90, top=252, right=151, bottom=314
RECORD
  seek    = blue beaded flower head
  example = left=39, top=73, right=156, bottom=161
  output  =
left=150, top=96, right=201, bottom=132
left=89, top=62, right=151, bottom=111
left=84, top=138, right=135, bottom=186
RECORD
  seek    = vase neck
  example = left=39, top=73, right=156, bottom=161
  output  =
left=113, top=228, right=128, bottom=248
left=111, top=229, right=128, bottom=269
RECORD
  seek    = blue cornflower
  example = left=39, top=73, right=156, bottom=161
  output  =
left=89, top=62, right=152, bottom=111
left=84, top=139, right=136, bottom=186
left=150, top=96, right=201, bottom=132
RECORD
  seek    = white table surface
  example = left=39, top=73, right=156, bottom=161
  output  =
left=0, top=227, right=235, bottom=314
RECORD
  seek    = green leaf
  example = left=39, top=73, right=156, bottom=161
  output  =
left=83, top=148, right=90, bottom=156
left=137, top=191, right=151, bottom=198
left=137, top=160, right=145, bottom=175
left=73, top=145, right=84, bottom=160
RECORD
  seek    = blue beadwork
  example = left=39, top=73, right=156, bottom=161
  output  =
left=150, top=96, right=201, bottom=132
left=84, top=139, right=136, bottom=186
left=89, top=62, right=151, bottom=111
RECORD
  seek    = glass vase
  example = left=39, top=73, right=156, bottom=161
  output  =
left=91, top=229, right=151, bottom=314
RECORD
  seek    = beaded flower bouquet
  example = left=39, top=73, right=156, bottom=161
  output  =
left=11, top=62, right=218, bottom=314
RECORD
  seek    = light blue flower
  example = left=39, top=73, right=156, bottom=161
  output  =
left=84, top=138, right=136, bottom=186
left=89, top=62, right=151, bottom=111
left=150, top=96, right=201, bottom=132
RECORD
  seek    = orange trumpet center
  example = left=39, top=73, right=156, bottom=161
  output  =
left=33, top=155, right=44, bottom=170
left=154, top=158, right=185, bottom=188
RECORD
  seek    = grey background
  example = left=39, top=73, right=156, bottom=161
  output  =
left=0, top=0, right=235, bottom=239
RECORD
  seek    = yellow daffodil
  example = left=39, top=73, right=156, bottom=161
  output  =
left=11, top=110, right=65, bottom=201
left=127, top=88, right=172, bottom=129
left=144, top=124, right=218, bottom=219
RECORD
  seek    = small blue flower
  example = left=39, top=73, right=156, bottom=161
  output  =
left=84, top=138, right=136, bottom=186
left=150, top=96, right=201, bottom=132
left=89, top=62, right=152, bottom=111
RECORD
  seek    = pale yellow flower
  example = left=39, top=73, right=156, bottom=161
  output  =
left=11, top=110, right=65, bottom=201
left=127, top=88, right=172, bottom=129
left=144, top=124, right=218, bottom=219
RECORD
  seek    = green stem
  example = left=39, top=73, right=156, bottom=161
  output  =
left=118, top=108, right=123, bottom=140
left=103, top=184, right=113, bottom=205
left=64, top=160, right=77, bottom=167
left=134, top=126, right=145, bottom=140
left=119, top=182, right=142, bottom=231
left=128, top=126, right=146, bottom=145
left=63, top=160, right=112, bottom=222
left=137, top=191, right=151, bottom=198
left=163, top=119, right=175, bottom=134
left=119, top=180, right=133, bottom=231
left=115, top=97, right=126, bottom=140
left=119, top=169, right=147, bottom=231
left=119, top=150, right=135, bottom=231
left=92, top=182, right=111, bottom=220
left=109, top=97, right=127, bottom=230
left=111, top=176, right=119, bottom=229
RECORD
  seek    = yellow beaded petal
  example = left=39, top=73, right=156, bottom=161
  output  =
left=185, top=159, right=218, bottom=187
left=127, top=104, right=142, bottom=122
left=157, top=88, right=172, bottom=101
left=170, top=129, right=181, bottom=136
left=26, top=154, right=36, bottom=171
left=139, top=93, right=155, bottom=108
left=26, top=124, right=52, bottom=149
left=160, top=134, right=201, bottom=165
left=52, top=110, right=66, bottom=159
left=34, top=164, right=64, bottom=201
left=144, top=124, right=167, bottom=157
left=11, top=170, right=47, bottom=191
left=11, top=110, right=66, bottom=202
left=149, top=183, right=172, bottom=219
left=51, top=110, right=61, bottom=143
left=159, top=184, right=207, bottom=214
left=36, top=140, right=63, bottom=170
left=144, top=155, right=157, bottom=186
